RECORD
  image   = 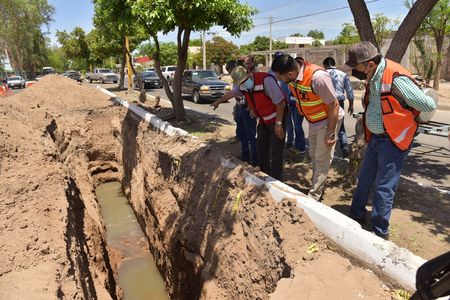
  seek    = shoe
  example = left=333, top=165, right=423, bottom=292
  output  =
left=286, top=143, right=293, bottom=149
left=288, top=148, right=306, bottom=155
left=342, top=147, right=350, bottom=159
left=371, top=230, right=390, bottom=240
left=350, top=212, right=370, bottom=228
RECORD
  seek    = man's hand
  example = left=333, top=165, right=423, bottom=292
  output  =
left=210, top=101, right=220, bottom=110
left=348, top=102, right=354, bottom=115
left=249, top=109, right=257, bottom=119
left=325, top=131, right=336, bottom=146
left=275, top=124, right=285, bottom=139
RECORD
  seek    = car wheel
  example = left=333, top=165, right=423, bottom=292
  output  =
left=192, top=90, right=202, bottom=104
left=167, top=77, right=171, bottom=86
left=101, top=78, right=104, bottom=84
left=113, top=81, right=117, bottom=84
left=89, top=78, right=93, bottom=83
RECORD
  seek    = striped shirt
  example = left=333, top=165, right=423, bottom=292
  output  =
left=366, top=59, right=436, bottom=134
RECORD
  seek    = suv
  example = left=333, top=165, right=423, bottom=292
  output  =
left=182, top=70, right=231, bottom=103
left=7, top=76, right=26, bottom=89
left=161, top=65, right=176, bottom=85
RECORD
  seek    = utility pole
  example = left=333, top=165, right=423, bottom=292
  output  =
left=202, top=31, right=206, bottom=70
left=269, top=16, right=273, bottom=66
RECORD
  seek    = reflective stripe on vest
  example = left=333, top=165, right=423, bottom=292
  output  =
left=241, top=72, right=278, bottom=125
left=289, top=62, right=329, bottom=123
left=363, top=59, right=418, bottom=151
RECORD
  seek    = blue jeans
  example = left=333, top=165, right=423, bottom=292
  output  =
left=235, top=105, right=257, bottom=165
left=286, top=102, right=305, bottom=151
left=350, top=135, right=411, bottom=236
left=338, top=101, right=348, bottom=151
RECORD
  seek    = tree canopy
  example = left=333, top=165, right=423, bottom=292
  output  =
left=56, top=27, right=90, bottom=71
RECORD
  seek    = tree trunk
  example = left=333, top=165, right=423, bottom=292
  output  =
left=119, top=36, right=126, bottom=89
left=348, top=0, right=377, bottom=47
left=152, top=35, right=174, bottom=103
left=433, top=32, right=444, bottom=90
left=386, top=0, right=439, bottom=63
left=171, top=26, right=191, bottom=121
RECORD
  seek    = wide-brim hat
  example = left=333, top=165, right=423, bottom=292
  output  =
left=341, top=41, right=379, bottom=72
left=231, top=66, right=249, bottom=85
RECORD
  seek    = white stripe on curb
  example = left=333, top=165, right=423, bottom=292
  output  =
left=99, top=86, right=425, bottom=291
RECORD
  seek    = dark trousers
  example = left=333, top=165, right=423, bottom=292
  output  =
left=256, top=122, right=285, bottom=180
left=338, top=101, right=349, bottom=151
left=235, top=105, right=257, bottom=165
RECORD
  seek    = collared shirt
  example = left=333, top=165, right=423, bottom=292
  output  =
left=365, top=59, right=436, bottom=134
left=326, top=67, right=354, bottom=102
left=296, top=65, right=344, bottom=131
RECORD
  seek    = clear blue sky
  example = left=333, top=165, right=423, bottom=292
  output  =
left=47, top=0, right=409, bottom=46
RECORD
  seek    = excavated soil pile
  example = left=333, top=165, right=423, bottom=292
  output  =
left=1, top=76, right=392, bottom=299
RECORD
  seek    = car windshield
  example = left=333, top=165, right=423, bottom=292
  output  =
left=98, top=69, right=112, bottom=73
left=167, top=67, right=176, bottom=71
left=142, top=71, right=156, bottom=77
left=192, top=71, right=218, bottom=81
left=7, top=77, right=21, bottom=81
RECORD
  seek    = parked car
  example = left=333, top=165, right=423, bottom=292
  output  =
left=35, top=75, right=43, bottom=81
left=86, top=68, right=118, bottom=84
left=42, top=67, right=55, bottom=76
left=6, top=76, right=26, bottom=89
left=144, top=68, right=155, bottom=72
left=161, top=65, right=177, bottom=85
left=181, top=70, right=231, bottom=103
left=134, top=71, right=162, bottom=89
left=63, top=70, right=82, bottom=82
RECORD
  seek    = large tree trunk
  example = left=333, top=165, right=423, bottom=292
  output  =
left=119, top=36, right=126, bottom=89
left=171, top=26, right=191, bottom=121
left=386, top=0, right=439, bottom=63
left=348, top=0, right=377, bottom=47
left=433, top=32, right=445, bottom=90
left=152, top=35, right=174, bottom=104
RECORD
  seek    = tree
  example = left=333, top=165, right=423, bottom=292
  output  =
left=93, top=0, right=147, bottom=90
left=405, top=0, right=449, bottom=90
left=0, top=0, right=54, bottom=75
left=348, top=0, right=439, bottom=61
left=86, top=28, right=121, bottom=69
left=46, top=45, right=70, bottom=72
left=130, top=0, right=256, bottom=121
left=56, top=27, right=90, bottom=71
left=307, top=29, right=325, bottom=40
left=195, top=36, right=239, bottom=72
left=239, top=36, right=288, bottom=65
left=291, top=33, right=304, bottom=37
left=334, top=23, right=360, bottom=45
left=137, top=42, right=178, bottom=66
left=189, top=38, right=202, bottom=47
left=371, top=14, right=394, bottom=49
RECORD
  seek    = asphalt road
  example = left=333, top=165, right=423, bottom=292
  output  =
left=16, top=78, right=449, bottom=193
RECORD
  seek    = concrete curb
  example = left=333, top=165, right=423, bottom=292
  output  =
left=97, top=87, right=189, bottom=137
left=98, top=87, right=425, bottom=291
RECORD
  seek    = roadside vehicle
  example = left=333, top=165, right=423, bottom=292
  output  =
left=181, top=69, right=231, bottom=103
left=63, top=70, right=82, bottom=83
left=144, top=68, right=155, bottom=72
left=134, top=71, right=162, bottom=89
left=35, top=75, right=43, bottom=81
left=161, top=65, right=177, bottom=85
left=86, top=68, right=118, bottom=84
left=6, top=76, right=26, bottom=89
left=42, top=67, right=55, bottom=76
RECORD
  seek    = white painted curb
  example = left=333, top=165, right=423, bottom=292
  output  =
left=97, top=87, right=189, bottom=137
left=98, top=86, right=425, bottom=291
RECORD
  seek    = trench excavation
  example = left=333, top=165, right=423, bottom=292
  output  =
left=0, top=76, right=398, bottom=299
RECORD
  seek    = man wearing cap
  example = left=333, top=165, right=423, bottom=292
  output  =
left=341, top=41, right=436, bottom=239
left=231, top=65, right=286, bottom=180
left=323, top=57, right=354, bottom=159
left=211, top=60, right=257, bottom=166
left=272, top=54, right=343, bottom=201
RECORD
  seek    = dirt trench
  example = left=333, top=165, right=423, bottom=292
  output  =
left=0, top=76, right=393, bottom=299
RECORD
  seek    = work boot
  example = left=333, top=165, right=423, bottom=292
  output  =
left=342, top=146, right=350, bottom=159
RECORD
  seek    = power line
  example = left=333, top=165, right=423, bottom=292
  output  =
left=254, top=0, right=379, bottom=27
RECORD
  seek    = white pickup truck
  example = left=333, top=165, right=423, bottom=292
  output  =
left=161, top=65, right=177, bottom=85
left=86, top=68, right=118, bottom=84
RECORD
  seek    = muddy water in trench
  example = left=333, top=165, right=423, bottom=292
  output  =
left=96, top=182, right=169, bottom=300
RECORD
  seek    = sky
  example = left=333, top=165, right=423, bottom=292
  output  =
left=47, top=0, right=410, bottom=46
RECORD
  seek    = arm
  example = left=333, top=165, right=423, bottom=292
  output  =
left=392, top=76, right=436, bottom=112
left=343, top=74, right=354, bottom=114
left=264, top=76, right=286, bottom=139
left=326, top=100, right=339, bottom=145
left=210, top=90, right=238, bottom=110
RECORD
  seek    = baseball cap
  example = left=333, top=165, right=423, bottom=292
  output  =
left=231, top=66, right=249, bottom=85
left=341, top=41, right=379, bottom=71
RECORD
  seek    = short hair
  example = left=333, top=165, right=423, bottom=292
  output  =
left=323, top=57, right=336, bottom=67
left=367, top=54, right=382, bottom=65
left=225, top=60, right=238, bottom=73
left=271, top=53, right=297, bottom=75
left=244, top=55, right=254, bottom=62
left=294, top=56, right=304, bottom=64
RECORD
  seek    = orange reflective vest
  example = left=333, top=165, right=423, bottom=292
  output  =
left=289, top=62, right=329, bottom=123
left=240, top=72, right=279, bottom=125
left=363, top=59, right=419, bottom=151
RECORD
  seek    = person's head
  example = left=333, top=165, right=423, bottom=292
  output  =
left=231, top=66, right=254, bottom=90
left=294, top=56, right=304, bottom=64
left=271, top=53, right=299, bottom=83
left=342, top=41, right=381, bottom=81
left=225, top=60, right=238, bottom=74
left=323, top=57, right=336, bottom=69
left=244, top=55, right=256, bottom=72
